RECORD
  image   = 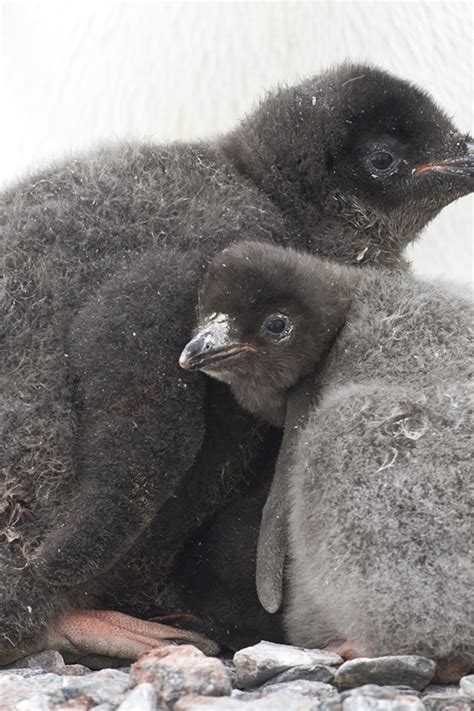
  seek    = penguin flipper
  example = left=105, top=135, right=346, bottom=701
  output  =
left=256, top=378, right=315, bottom=613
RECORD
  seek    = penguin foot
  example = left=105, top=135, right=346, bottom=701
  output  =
left=324, top=639, right=362, bottom=661
left=42, top=609, right=219, bottom=661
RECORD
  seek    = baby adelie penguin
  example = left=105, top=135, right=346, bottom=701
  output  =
left=180, top=241, right=474, bottom=678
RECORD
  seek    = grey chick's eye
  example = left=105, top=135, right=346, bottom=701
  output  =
left=262, top=315, right=292, bottom=340
left=370, top=150, right=395, bottom=172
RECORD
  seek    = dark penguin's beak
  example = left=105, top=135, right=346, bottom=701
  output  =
left=414, top=138, right=474, bottom=181
left=179, top=318, right=256, bottom=371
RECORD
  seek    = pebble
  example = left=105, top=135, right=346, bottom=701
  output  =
left=334, top=656, right=436, bottom=691
left=423, top=694, right=473, bottom=710
left=7, top=650, right=66, bottom=671
left=233, top=640, right=342, bottom=688
left=0, top=669, right=129, bottom=711
left=129, top=644, right=231, bottom=708
left=116, top=682, right=157, bottom=710
left=260, top=662, right=335, bottom=685
left=340, top=685, right=422, bottom=700
left=175, top=691, right=316, bottom=709
left=234, top=678, right=338, bottom=701
left=460, top=675, right=474, bottom=699
left=342, top=689, right=425, bottom=710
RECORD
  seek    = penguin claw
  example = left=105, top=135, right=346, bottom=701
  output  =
left=42, top=609, right=219, bottom=662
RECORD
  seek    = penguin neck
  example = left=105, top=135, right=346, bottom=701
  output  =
left=221, top=124, right=320, bottom=225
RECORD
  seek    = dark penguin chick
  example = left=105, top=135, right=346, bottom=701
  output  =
left=181, top=241, right=474, bottom=679
left=1, top=64, right=473, bottom=665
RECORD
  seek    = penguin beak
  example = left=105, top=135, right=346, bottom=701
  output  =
left=414, top=138, right=474, bottom=180
left=179, top=318, right=256, bottom=371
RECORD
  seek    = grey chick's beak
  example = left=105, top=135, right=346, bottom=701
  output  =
left=179, top=316, right=256, bottom=371
left=414, top=138, right=474, bottom=180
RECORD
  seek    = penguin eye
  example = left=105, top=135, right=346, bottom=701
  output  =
left=369, top=150, right=395, bottom=173
left=262, top=315, right=293, bottom=340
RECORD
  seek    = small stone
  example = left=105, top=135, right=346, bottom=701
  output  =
left=49, top=696, right=93, bottom=710
left=0, top=668, right=54, bottom=679
left=335, top=656, right=436, bottom=691
left=7, top=650, right=66, bottom=670
left=233, top=640, right=342, bottom=688
left=460, top=675, right=474, bottom=699
left=261, top=663, right=334, bottom=686
left=234, top=679, right=338, bottom=702
left=0, top=672, right=65, bottom=710
left=59, top=669, right=129, bottom=705
left=423, top=693, right=472, bottom=710
left=220, top=658, right=238, bottom=688
left=342, top=691, right=425, bottom=710
left=341, top=685, right=421, bottom=700
left=15, top=693, right=52, bottom=711
left=423, top=686, right=460, bottom=698
left=59, top=666, right=90, bottom=677
left=318, top=700, right=343, bottom=711
left=175, top=691, right=316, bottom=709
left=129, top=645, right=231, bottom=708
left=117, top=683, right=157, bottom=710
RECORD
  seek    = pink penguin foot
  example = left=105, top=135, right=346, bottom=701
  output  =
left=324, top=639, right=363, bottom=661
left=41, top=609, right=219, bottom=662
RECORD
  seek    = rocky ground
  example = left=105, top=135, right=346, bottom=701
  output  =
left=1, top=641, right=473, bottom=710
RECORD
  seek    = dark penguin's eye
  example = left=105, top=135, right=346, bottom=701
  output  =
left=369, top=150, right=395, bottom=173
left=262, top=315, right=293, bottom=340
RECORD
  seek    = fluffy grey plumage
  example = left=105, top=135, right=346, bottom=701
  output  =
left=185, top=241, right=473, bottom=667
left=1, top=63, right=473, bottom=660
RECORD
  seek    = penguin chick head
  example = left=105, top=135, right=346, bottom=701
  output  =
left=180, top=241, right=356, bottom=426
left=223, top=63, right=474, bottom=268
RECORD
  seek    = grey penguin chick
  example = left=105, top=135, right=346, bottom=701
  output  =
left=180, top=240, right=473, bottom=678
left=2, top=63, right=473, bottom=664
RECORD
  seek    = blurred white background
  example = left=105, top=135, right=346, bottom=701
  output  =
left=1, top=1, right=472, bottom=285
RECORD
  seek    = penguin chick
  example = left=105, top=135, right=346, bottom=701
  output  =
left=2, top=63, right=473, bottom=663
left=181, top=241, right=474, bottom=674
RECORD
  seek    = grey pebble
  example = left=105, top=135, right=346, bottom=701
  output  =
left=423, top=687, right=461, bottom=698
left=342, top=692, right=425, bottom=710
left=261, top=663, right=334, bottom=686
left=233, top=678, right=338, bottom=701
left=335, top=656, right=436, bottom=691
left=5, top=650, right=66, bottom=671
left=175, top=691, right=318, bottom=710
left=233, top=640, right=342, bottom=688
left=341, top=685, right=422, bottom=700
left=117, top=682, right=157, bottom=710
left=129, top=645, right=231, bottom=708
left=0, top=668, right=129, bottom=710
left=61, top=668, right=130, bottom=705
left=423, top=694, right=473, bottom=710
left=460, top=675, right=474, bottom=700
